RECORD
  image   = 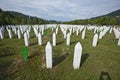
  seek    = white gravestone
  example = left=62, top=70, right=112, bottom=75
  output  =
left=99, top=31, right=103, bottom=39
left=17, top=28, right=21, bottom=39
left=73, top=42, right=82, bottom=69
left=38, top=33, right=42, bottom=45
left=0, top=29, right=4, bottom=39
left=42, top=28, right=44, bottom=35
left=76, top=30, right=79, bottom=35
left=66, top=33, right=70, bottom=46
left=92, top=34, right=98, bottom=47
left=118, top=37, right=120, bottom=46
left=27, top=30, right=30, bottom=39
left=82, top=29, right=85, bottom=39
left=109, top=28, right=112, bottom=33
left=8, top=29, right=12, bottom=39
left=24, top=32, right=29, bottom=46
left=45, top=42, right=52, bottom=68
left=55, top=27, right=58, bottom=34
left=64, top=31, right=67, bottom=39
left=52, top=33, right=56, bottom=46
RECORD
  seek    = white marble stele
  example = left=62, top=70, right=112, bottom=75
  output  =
left=45, top=42, right=52, bottom=68
left=52, top=33, right=56, bottom=46
left=24, top=32, right=29, bottom=46
left=92, top=34, right=98, bottom=47
left=73, top=42, right=82, bottom=69
left=38, top=33, right=42, bottom=45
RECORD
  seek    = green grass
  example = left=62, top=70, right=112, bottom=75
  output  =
left=0, top=27, right=120, bottom=80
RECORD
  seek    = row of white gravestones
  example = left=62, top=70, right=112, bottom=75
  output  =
left=45, top=41, right=82, bottom=69
left=92, top=34, right=98, bottom=47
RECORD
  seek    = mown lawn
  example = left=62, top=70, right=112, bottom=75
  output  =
left=0, top=27, right=120, bottom=80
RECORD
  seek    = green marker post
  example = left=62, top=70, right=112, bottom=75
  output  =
left=45, top=31, right=48, bottom=36
left=22, top=46, right=28, bottom=60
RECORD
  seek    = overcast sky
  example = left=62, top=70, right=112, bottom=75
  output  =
left=0, top=0, right=120, bottom=21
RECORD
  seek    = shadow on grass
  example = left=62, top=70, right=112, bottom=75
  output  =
left=99, top=71, right=111, bottom=80
left=71, top=41, right=76, bottom=45
left=0, top=53, right=15, bottom=58
left=80, top=53, right=89, bottom=67
left=0, top=60, right=14, bottom=80
left=30, top=42, right=38, bottom=46
left=53, top=53, right=69, bottom=67
left=56, top=41, right=64, bottom=45
left=42, top=43, right=46, bottom=46
left=28, top=51, right=40, bottom=59
left=30, top=35, right=36, bottom=38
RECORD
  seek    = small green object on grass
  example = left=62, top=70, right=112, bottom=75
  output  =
left=22, top=46, right=28, bottom=60
left=45, top=31, right=48, bottom=36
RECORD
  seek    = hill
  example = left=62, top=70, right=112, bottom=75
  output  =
left=0, top=8, right=120, bottom=25
left=0, top=8, right=50, bottom=25
left=64, top=9, right=120, bottom=25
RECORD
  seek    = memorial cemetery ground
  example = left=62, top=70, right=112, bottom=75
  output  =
left=0, top=25, right=120, bottom=80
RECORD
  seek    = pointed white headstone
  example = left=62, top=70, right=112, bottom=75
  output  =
left=94, top=27, right=96, bottom=33
left=66, top=33, right=70, bottom=46
left=8, top=29, right=12, bottom=39
left=14, top=27, right=17, bottom=34
left=109, top=28, right=112, bottom=33
left=52, top=33, right=56, bottom=46
left=20, top=27, right=23, bottom=34
left=82, top=29, right=85, bottom=39
left=92, top=34, right=98, bottom=47
left=76, top=30, right=79, bottom=35
left=99, top=31, right=103, bottom=39
left=17, top=28, right=21, bottom=39
left=42, top=28, right=44, bottom=35
left=38, top=33, right=42, bottom=45
left=55, top=27, right=58, bottom=34
left=24, top=32, right=29, bottom=46
left=0, top=29, right=4, bottom=39
left=118, top=37, right=120, bottom=46
left=73, top=42, right=82, bottom=69
left=45, top=42, right=52, bottom=68
left=64, top=31, right=66, bottom=39
left=27, top=30, right=30, bottom=39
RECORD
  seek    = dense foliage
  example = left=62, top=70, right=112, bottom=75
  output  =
left=64, top=9, right=120, bottom=25
left=0, top=8, right=50, bottom=25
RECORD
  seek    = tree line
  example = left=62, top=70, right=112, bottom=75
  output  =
left=0, top=8, right=50, bottom=25
left=64, top=16, right=120, bottom=25
left=0, top=8, right=120, bottom=25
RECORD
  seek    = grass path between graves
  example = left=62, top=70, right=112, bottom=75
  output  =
left=0, top=27, right=120, bottom=80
